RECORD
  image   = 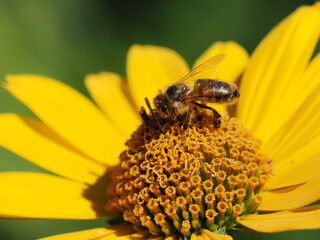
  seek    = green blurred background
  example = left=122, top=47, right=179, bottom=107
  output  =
left=0, top=0, right=319, bottom=239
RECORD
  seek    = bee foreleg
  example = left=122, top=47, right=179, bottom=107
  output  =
left=144, top=97, right=164, bottom=131
left=192, top=101, right=221, bottom=128
left=139, top=106, right=150, bottom=124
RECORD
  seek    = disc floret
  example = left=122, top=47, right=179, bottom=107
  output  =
left=107, top=111, right=272, bottom=239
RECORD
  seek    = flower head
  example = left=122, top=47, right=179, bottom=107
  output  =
left=0, top=2, right=320, bottom=240
left=108, top=114, right=272, bottom=238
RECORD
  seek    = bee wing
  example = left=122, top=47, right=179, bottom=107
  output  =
left=179, top=54, right=225, bottom=86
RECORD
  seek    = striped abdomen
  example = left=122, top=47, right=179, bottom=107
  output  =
left=186, top=79, right=240, bottom=104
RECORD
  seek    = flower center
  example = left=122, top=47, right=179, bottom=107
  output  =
left=107, top=111, right=273, bottom=239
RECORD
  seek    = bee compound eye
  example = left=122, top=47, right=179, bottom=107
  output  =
left=166, top=85, right=178, bottom=96
left=160, top=105, right=168, bottom=113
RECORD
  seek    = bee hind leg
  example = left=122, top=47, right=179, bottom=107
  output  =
left=192, top=102, right=221, bottom=128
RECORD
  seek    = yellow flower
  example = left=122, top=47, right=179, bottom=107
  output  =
left=1, top=2, right=320, bottom=240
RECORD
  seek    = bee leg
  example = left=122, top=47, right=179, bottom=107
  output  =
left=187, top=112, right=192, bottom=125
left=192, top=102, right=221, bottom=128
left=144, top=97, right=164, bottom=131
left=139, top=106, right=150, bottom=124
left=182, top=111, right=192, bottom=130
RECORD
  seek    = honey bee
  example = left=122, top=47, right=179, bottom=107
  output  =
left=140, top=54, right=240, bottom=128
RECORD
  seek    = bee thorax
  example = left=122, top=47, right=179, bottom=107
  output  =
left=173, top=101, right=190, bottom=115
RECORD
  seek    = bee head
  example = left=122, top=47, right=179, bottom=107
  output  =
left=153, top=93, right=172, bottom=118
left=165, top=85, right=179, bottom=98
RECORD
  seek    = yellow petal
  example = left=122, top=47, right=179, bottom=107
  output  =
left=261, top=53, right=320, bottom=159
left=39, top=228, right=110, bottom=240
left=85, top=72, right=140, bottom=138
left=39, top=223, right=135, bottom=240
left=99, top=225, right=150, bottom=240
left=0, top=172, right=107, bottom=219
left=239, top=206, right=320, bottom=233
left=190, top=230, right=231, bottom=240
left=193, top=41, right=248, bottom=114
left=190, top=229, right=233, bottom=240
left=164, top=236, right=180, bottom=240
left=263, top=81, right=320, bottom=160
left=269, top=134, right=320, bottom=182
left=127, top=44, right=189, bottom=109
left=237, top=4, right=320, bottom=142
left=4, top=74, right=124, bottom=166
left=267, top=153, right=320, bottom=189
left=190, top=233, right=201, bottom=240
left=259, top=176, right=320, bottom=211
left=193, top=41, right=249, bottom=82
left=262, top=82, right=320, bottom=187
left=0, top=114, right=105, bottom=184
left=200, top=229, right=233, bottom=240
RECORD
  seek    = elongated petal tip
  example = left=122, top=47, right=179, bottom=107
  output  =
left=84, top=71, right=140, bottom=138
left=0, top=172, right=107, bottom=219
left=3, top=74, right=124, bottom=166
left=238, top=2, right=320, bottom=144
left=38, top=223, right=136, bottom=240
left=239, top=206, right=320, bottom=233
